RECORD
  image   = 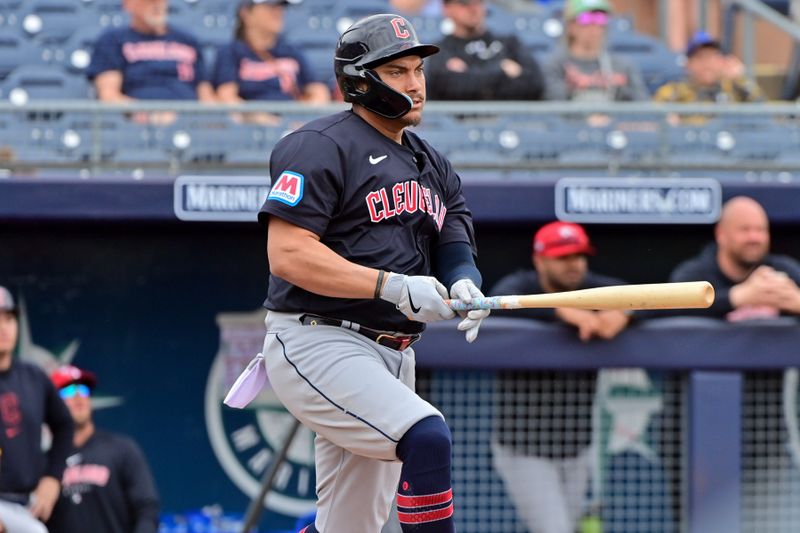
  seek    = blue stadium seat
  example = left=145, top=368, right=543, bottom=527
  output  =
left=60, top=26, right=104, bottom=75
left=66, top=114, right=153, bottom=159
left=607, top=32, right=685, bottom=94
left=301, top=45, right=336, bottom=86
left=168, top=2, right=217, bottom=44
left=0, top=34, right=44, bottom=81
left=726, top=129, right=800, bottom=161
left=404, top=15, right=444, bottom=45
left=84, top=0, right=128, bottom=30
left=0, top=65, right=91, bottom=101
left=332, top=0, right=389, bottom=22
left=484, top=3, right=521, bottom=35
left=0, top=1, right=24, bottom=42
left=195, top=2, right=237, bottom=48
left=17, top=0, right=92, bottom=44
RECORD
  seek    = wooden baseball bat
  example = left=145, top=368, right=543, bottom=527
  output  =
left=446, top=281, right=714, bottom=311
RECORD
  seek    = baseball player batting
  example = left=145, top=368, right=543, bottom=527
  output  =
left=230, top=13, right=489, bottom=533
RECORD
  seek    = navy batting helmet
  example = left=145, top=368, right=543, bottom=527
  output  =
left=334, top=14, right=439, bottom=119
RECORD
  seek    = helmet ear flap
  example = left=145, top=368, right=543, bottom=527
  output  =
left=355, top=70, right=413, bottom=119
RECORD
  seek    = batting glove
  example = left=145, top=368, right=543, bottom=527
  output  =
left=450, top=279, right=490, bottom=343
left=381, top=273, right=456, bottom=323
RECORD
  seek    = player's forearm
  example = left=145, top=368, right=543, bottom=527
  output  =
left=269, top=237, right=380, bottom=299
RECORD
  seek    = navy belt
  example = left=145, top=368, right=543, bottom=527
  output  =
left=299, top=314, right=421, bottom=351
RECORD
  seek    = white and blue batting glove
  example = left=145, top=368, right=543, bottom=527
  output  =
left=381, top=273, right=456, bottom=323
left=450, top=279, right=490, bottom=343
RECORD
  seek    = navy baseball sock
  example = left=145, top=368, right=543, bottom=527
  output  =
left=395, top=415, right=456, bottom=532
left=298, top=524, right=319, bottom=533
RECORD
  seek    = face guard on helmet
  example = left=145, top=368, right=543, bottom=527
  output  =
left=334, top=14, right=439, bottom=119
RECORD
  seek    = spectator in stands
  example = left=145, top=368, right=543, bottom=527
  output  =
left=489, top=222, right=632, bottom=533
left=213, top=0, right=330, bottom=111
left=670, top=196, right=800, bottom=320
left=0, top=286, right=73, bottom=533
left=87, top=0, right=215, bottom=123
left=425, top=0, right=546, bottom=100
left=47, top=366, right=160, bottom=533
left=654, top=31, right=763, bottom=104
left=543, top=0, right=648, bottom=102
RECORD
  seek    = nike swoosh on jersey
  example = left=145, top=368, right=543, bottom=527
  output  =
left=369, top=155, right=388, bottom=165
left=407, top=288, right=421, bottom=313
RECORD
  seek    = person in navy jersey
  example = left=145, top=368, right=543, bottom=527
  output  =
left=0, top=287, right=73, bottom=533
left=87, top=0, right=215, bottom=103
left=214, top=0, right=329, bottom=107
left=224, top=14, right=489, bottom=533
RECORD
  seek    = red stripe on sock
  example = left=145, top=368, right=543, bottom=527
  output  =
left=397, top=488, right=453, bottom=508
left=298, top=527, right=309, bottom=533
left=398, top=502, right=454, bottom=524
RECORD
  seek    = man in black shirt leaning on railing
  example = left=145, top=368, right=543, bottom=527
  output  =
left=488, top=221, right=632, bottom=533
left=670, top=196, right=800, bottom=321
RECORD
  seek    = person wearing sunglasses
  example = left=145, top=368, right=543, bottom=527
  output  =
left=0, top=286, right=73, bottom=533
left=46, top=365, right=160, bottom=533
left=543, top=0, right=648, bottom=103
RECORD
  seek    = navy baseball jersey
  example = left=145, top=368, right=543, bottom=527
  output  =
left=259, top=110, right=476, bottom=333
left=212, top=38, right=317, bottom=100
left=0, top=361, right=72, bottom=496
left=87, top=26, right=208, bottom=100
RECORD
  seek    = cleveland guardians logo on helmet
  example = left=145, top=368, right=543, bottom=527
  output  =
left=334, top=14, right=439, bottom=119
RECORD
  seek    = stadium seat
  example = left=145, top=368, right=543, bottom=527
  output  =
left=195, top=2, right=237, bottom=48
left=0, top=34, right=45, bottom=82
left=607, top=32, right=685, bottom=95
left=300, top=45, right=336, bottom=87
left=332, top=0, right=389, bottom=23
left=17, top=0, right=92, bottom=44
left=59, top=25, right=103, bottom=75
left=85, top=0, right=128, bottom=29
left=484, top=2, right=521, bottom=35
left=65, top=113, right=153, bottom=161
left=726, top=128, right=800, bottom=161
left=0, top=65, right=91, bottom=101
left=167, top=2, right=212, bottom=41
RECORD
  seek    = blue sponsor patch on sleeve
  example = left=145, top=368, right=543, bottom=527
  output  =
left=267, top=171, right=304, bottom=206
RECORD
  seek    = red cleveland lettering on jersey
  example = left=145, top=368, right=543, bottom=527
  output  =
left=62, top=464, right=111, bottom=488
left=0, top=392, right=21, bottom=439
left=390, top=17, right=410, bottom=39
left=365, top=180, right=447, bottom=230
left=122, top=41, right=198, bottom=64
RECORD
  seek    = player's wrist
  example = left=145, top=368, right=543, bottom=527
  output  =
left=379, top=272, right=405, bottom=305
left=374, top=270, right=386, bottom=299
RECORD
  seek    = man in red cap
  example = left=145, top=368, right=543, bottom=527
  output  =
left=0, top=285, right=73, bottom=533
left=47, top=365, right=160, bottom=533
left=487, top=222, right=631, bottom=533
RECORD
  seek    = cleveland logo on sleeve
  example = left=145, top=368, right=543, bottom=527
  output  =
left=268, top=171, right=304, bottom=206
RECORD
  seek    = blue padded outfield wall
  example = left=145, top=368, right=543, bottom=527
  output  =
left=1, top=177, right=800, bottom=532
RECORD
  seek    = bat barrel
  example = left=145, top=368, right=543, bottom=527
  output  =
left=446, top=281, right=715, bottom=311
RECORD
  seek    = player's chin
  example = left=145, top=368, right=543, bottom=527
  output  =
left=402, top=109, right=423, bottom=127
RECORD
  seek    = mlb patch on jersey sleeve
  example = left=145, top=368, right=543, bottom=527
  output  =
left=268, top=171, right=304, bottom=206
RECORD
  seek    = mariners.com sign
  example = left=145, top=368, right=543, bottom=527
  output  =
left=555, top=177, right=722, bottom=224
left=174, top=175, right=270, bottom=222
